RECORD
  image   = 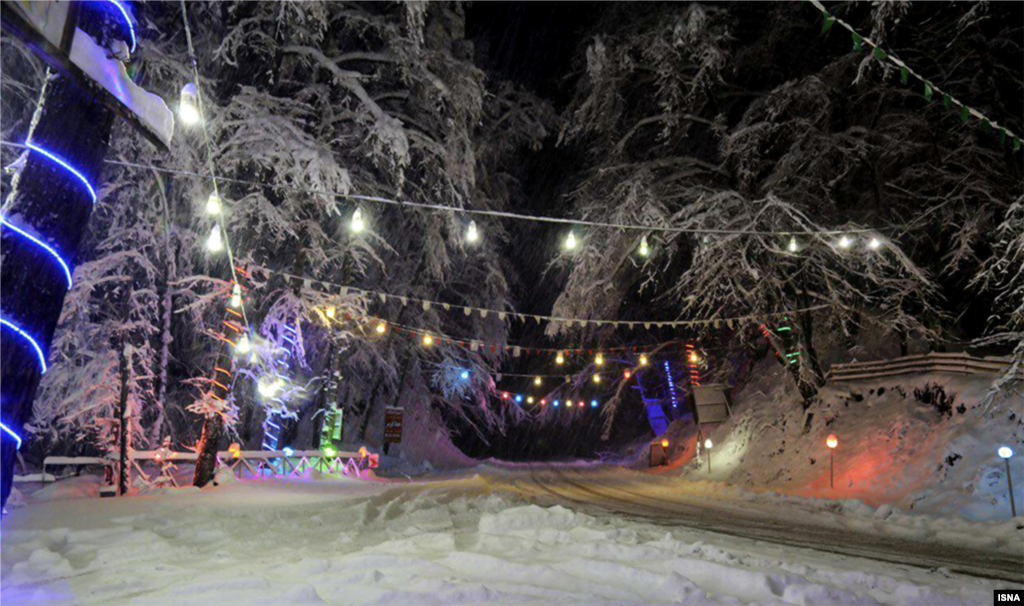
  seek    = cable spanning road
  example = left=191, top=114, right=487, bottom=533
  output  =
left=486, top=465, right=1024, bottom=584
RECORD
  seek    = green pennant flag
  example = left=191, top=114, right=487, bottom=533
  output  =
left=1014, top=136, right=1021, bottom=152
left=942, top=93, right=951, bottom=110
left=924, top=82, right=933, bottom=101
left=822, top=15, right=836, bottom=35
left=960, top=105, right=970, bottom=124
left=981, top=119, right=991, bottom=132
left=873, top=47, right=887, bottom=60
left=852, top=32, right=862, bottom=51
left=900, top=66, right=909, bottom=85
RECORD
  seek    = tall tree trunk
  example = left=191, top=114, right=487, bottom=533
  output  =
left=116, top=337, right=131, bottom=495
left=1, top=75, right=115, bottom=508
left=192, top=410, right=224, bottom=487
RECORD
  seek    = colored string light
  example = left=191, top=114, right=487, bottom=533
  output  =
left=0, top=216, right=73, bottom=289
left=105, top=0, right=137, bottom=54
left=0, top=420, right=24, bottom=450
left=25, top=143, right=98, bottom=205
left=0, top=316, right=48, bottom=374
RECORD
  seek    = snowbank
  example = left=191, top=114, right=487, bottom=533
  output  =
left=655, top=357, right=1023, bottom=522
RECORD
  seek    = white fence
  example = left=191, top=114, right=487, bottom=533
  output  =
left=826, top=352, right=1014, bottom=383
left=41, top=448, right=378, bottom=487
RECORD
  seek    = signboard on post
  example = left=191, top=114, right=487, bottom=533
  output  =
left=693, top=384, right=732, bottom=425
left=1, top=0, right=173, bottom=149
left=383, top=407, right=404, bottom=446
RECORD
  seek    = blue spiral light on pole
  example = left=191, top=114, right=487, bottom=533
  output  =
left=0, top=139, right=96, bottom=450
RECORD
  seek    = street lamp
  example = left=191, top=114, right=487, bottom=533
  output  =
left=999, top=446, right=1016, bottom=518
left=826, top=434, right=838, bottom=488
left=704, top=437, right=713, bottom=473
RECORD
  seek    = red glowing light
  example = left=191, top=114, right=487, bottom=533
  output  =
left=624, top=370, right=632, bottom=379
left=826, top=434, right=838, bottom=449
left=502, top=392, right=510, bottom=400
left=540, top=399, right=547, bottom=405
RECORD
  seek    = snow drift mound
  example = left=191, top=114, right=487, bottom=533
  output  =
left=660, top=358, right=1022, bottom=521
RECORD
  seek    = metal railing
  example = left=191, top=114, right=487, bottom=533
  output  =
left=826, top=352, right=1014, bottom=383
left=41, top=448, right=378, bottom=487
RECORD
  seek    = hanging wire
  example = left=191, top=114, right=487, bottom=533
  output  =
left=178, top=0, right=249, bottom=329
left=0, top=141, right=894, bottom=238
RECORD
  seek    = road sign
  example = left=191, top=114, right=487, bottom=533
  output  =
left=1, top=0, right=173, bottom=150
left=383, top=407, right=404, bottom=445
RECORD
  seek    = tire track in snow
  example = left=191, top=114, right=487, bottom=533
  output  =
left=515, top=466, right=1023, bottom=584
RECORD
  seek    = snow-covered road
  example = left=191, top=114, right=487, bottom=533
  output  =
left=492, top=465, right=1024, bottom=583
left=1, top=469, right=1020, bottom=605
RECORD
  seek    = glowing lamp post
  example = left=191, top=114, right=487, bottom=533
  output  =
left=826, top=434, right=838, bottom=488
left=999, top=447, right=1016, bottom=518
left=704, top=438, right=713, bottom=473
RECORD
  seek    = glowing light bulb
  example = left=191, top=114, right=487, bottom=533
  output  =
left=838, top=235, right=851, bottom=249
left=325, top=306, right=336, bottom=319
left=257, top=376, right=280, bottom=397
left=540, top=399, right=547, bottom=405
left=788, top=237, right=798, bottom=253
left=515, top=394, right=523, bottom=403
left=595, top=353, right=604, bottom=366
left=704, top=438, right=713, bottom=449
left=639, top=354, right=648, bottom=366
left=422, top=334, right=433, bottom=346
left=593, top=373, right=601, bottom=384
left=534, top=376, right=542, bottom=386
left=376, top=322, right=387, bottom=334
left=564, top=230, right=577, bottom=250
left=206, top=225, right=223, bottom=252
left=205, top=193, right=222, bottom=215
left=638, top=236, right=650, bottom=257
left=868, top=237, right=881, bottom=250
left=350, top=209, right=365, bottom=233
left=590, top=400, right=598, bottom=408
left=661, top=439, right=669, bottom=448
left=234, top=334, right=251, bottom=354
left=466, top=220, right=480, bottom=243
left=553, top=400, right=560, bottom=407
left=502, top=392, right=510, bottom=400
left=323, top=446, right=336, bottom=458
left=179, top=83, right=199, bottom=125
left=230, top=284, right=242, bottom=308
left=460, top=370, right=469, bottom=380
left=556, top=352, right=565, bottom=365
left=826, top=434, right=838, bottom=449
left=998, top=446, right=1014, bottom=459
left=689, top=352, right=699, bottom=363
left=624, top=370, right=632, bottom=379
left=527, top=396, right=535, bottom=404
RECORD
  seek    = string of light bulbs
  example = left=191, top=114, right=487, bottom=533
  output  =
left=276, top=266, right=830, bottom=332
left=0, top=142, right=898, bottom=242
left=318, top=303, right=818, bottom=359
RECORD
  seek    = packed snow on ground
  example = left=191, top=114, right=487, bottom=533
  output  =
left=0, top=472, right=1013, bottom=606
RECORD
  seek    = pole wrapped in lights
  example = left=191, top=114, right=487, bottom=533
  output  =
left=104, top=0, right=138, bottom=54
left=0, top=316, right=49, bottom=374
left=25, top=143, right=98, bottom=205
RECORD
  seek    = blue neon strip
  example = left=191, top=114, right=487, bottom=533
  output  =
left=0, top=421, right=23, bottom=450
left=0, top=216, right=73, bottom=289
left=0, top=316, right=48, bottom=374
left=26, top=143, right=98, bottom=205
left=105, top=0, right=137, bottom=53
